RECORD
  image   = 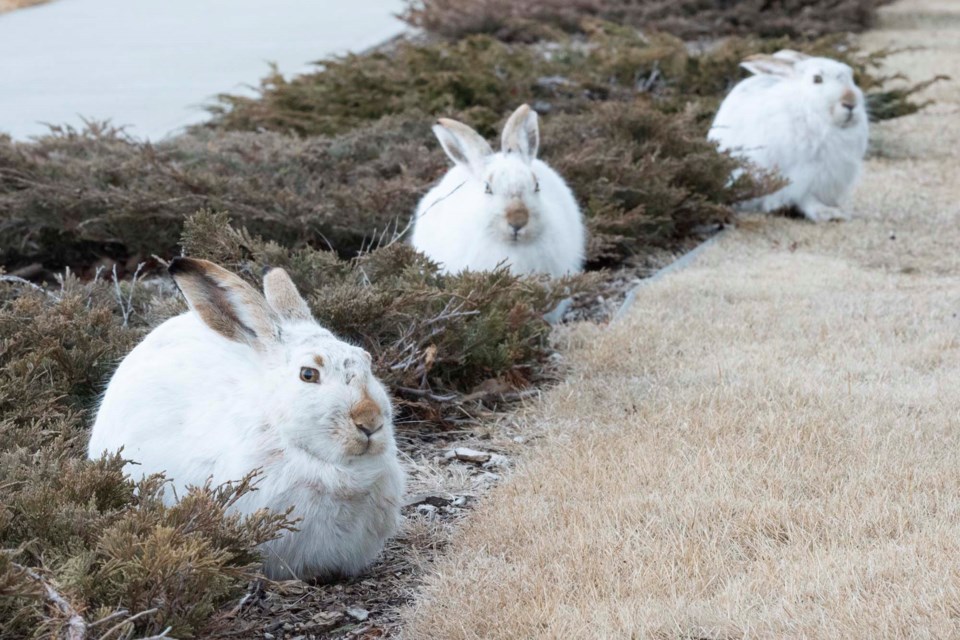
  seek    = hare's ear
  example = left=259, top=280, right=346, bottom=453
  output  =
left=741, top=54, right=796, bottom=77
left=262, top=267, right=312, bottom=322
left=169, top=257, right=278, bottom=347
left=433, top=118, right=492, bottom=177
left=772, top=49, right=810, bottom=63
left=501, top=104, right=539, bottom=163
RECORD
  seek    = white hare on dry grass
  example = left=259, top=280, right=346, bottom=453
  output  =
left=88, top=258, right=405, bottom=581
left=709, top=50, right=869, bottom=222
left=411, top=104, right=586, bottom=277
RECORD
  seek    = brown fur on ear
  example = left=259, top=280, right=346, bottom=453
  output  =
left=501, top=104, right=539, bottom=162
left=741, top=54, right=796, bottom=77
left=263, top=268, right=312, bottom=322
left=169, top=257, right=277, bottom=346
left=432, top=118, right=492, bottom=175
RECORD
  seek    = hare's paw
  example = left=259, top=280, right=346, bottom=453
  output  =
left=801, top=201, right=850, bottom=223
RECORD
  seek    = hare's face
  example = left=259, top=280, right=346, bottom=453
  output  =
left=795, top=59, right=864, bottom=128
left=740, top=52, right=866, bottom=130
left=483, top=154, right=544, bottom=244
left=267, top=322, right=394, bottom=463
left=166, top=258, right=395, bottom=466
left=431, top=104, right=549, bottom=245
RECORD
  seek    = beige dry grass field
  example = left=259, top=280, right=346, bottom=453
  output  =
left=403, top=1, right=960, bottom=637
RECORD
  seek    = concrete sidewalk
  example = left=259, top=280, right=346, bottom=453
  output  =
left=0, top=0, right=404, bottom=140
left=403, top=1, right=960, bottom=637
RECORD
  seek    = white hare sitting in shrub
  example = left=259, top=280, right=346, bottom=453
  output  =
left=88, top=258, right=405, bottom=580
left=411, top=104, right=586, bottom=277
left=709, top=50, right=869, bottom=222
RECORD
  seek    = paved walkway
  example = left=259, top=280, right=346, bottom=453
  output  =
left=403, top=1, right=960, bottom=637
left=0, top=0, right=404, bottom=140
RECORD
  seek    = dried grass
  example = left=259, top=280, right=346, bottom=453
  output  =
left=0, top=0, right=945, bottom=635
left=403, top=9, right=960, bottom=636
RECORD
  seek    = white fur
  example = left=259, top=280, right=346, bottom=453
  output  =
left=708, top=52, right=869, bottom=222
left=88, top=262, right=405, bottom=580
left=411, top=104, right=586, bottom=276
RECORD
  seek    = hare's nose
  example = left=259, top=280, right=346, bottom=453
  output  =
left=506, top=202, right=529, bottom=232
left=350, top=393, right=383, bottom=437
left=840, top=89, right=857, bottom=111
left=356, top=423, right=382, bottom=438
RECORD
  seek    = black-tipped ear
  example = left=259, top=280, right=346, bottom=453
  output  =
left=169, top=257, right=278, bottom=347
left=262, top=267, right=312, bottom=322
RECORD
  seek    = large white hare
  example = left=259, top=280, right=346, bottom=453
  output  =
left=411, top=104, right=586, bottom=276
left=709, top=50, right=869, bottom=222
left=88, top=258, right=405, bottom=580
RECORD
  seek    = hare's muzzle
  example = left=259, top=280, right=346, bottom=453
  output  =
left=840, top=89, right=858, bottom=112
left=506, top=202, right=529, bottom=233
left=350, top=392, right=383, bottom=437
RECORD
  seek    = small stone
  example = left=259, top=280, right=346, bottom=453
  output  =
left=483, top=453, right=508, bottom=468
left=513, top=436, right=526, bottom=444
left=264, top=634, right=275, bottom=640
left=452, top=496, right=468, bottom=507
left=346, top=607, right=370, bottom=622
left=416, top=503, right=437, bottom=517
left=404, top=493, right=452, bottom=508
left=444, top=447, right=492, bottom=464
left=311, top=611, right=342, bottom=625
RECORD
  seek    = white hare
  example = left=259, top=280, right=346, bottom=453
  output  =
left=411, top=104, right=586, bottom=276
left=709, top=50, right=869, bottom=222
left=88, top=258, right=405, bottom=580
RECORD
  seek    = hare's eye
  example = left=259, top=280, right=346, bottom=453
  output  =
left=484, top=182, right=493, bottom=195
left=534, top=178, right=540, bottom=193
left=813, top=74, right=824, bottom=84
left=299, top=367, right=320, bottom=383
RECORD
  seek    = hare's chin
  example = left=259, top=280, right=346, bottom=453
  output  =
left=505, top=229, right=536, bottom=244
left=341, top=435, right=386, bottom=458
left=836, top=112, right=859, bottom=128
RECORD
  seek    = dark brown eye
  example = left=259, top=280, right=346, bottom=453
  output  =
left=299, top=367, right=320, bottom=383
left=484, top=182, right=493, bottom=195
left=534, top=178, right=540, bottom=193
left=813, top=74, right=824, bottom=84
